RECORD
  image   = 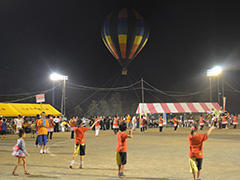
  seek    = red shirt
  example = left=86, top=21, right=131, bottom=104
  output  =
left=188, top=133, right=208, bottom=159
left=113, top=118, right=118, bottom=126
left=116, top=131, right=129, bottom=152
left=140, top=118, right=144, bottom=125
left=233, top=116, right=238, bottom=123
left=48, top=119, right=54, bottom=128
left=95, top=118, right=100, bottom=127
left=173, top=117, right=177, bottom=125
left=200, top=117, right=204, bottom=124
left=159, top=116, right=163, bottom=126
left=222, top=116, right=227, bottom=123
left=70, top=120, right=76, bottom=128
left=74, top=127, right=89, bottom=145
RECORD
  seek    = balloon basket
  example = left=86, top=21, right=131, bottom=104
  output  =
left=122, top=69, right=127, bottom=75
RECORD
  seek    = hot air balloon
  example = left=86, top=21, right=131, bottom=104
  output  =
left=101, top=8, right=149, bottom=75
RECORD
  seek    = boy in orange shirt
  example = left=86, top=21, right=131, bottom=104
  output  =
left=69, top=118, right=99, bottom=169
left=233, top=114, right=238, bottom=129
left=37, top=112, right=49, bottom=154
left=116, top=122, right=133, bottom=177
left=188, top=125, right=215, bottom=180
left=159, top=115, right=163, bottom=132
left=199, top=115, right=204, bottom=130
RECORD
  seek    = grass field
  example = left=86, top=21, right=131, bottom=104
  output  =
left=0, top=127, right=239, bottom=180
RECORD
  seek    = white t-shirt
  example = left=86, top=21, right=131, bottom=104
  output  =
left=53, top=118, right=60, bottom=123
left=14, top=118, right=24, bottom=128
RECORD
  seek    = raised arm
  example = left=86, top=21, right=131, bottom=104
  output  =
left=207, top=126, right=215, bottom=136
left=128, top=130, right=133, bottom=138
left=89, top=119, right=99, bottom=130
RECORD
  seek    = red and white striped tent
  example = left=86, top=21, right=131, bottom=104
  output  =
left=136, top=102, right=221, bottom=114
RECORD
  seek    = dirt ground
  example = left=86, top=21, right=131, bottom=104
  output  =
left=0, top=127, right=239, bottom=180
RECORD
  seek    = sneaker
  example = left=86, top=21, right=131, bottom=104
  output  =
left=40, top=149, right=43, bottom=154
left=118, top=173, right=125, bottom=177
left=43, top=149, right=47, bottom=154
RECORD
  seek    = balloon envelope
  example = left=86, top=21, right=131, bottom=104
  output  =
left=101, top=8, right=149, bottom=75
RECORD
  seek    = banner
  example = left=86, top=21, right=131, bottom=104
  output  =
left=36, top=94, right=45, bottom=103
left=223, top=97, right=226, bottom=112
left=163, top=112, right=167, bottom=125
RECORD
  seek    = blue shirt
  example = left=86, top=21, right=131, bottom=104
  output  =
left=1, top=121, right=7, bottom=131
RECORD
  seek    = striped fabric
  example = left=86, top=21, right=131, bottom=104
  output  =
left=136, top=103, right=221, bottom=114
left=101, top=8, right=149, bottom=73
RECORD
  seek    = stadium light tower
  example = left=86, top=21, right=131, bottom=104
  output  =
left=207, top=66, right=223, bottom=103
left=50, top=73, right=68, bottom=116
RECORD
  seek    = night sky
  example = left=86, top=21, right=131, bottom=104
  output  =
left=1, top=1, right=240, bottom=112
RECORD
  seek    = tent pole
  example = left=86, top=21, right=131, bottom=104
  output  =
left=141, top=78, right=144, bottom=103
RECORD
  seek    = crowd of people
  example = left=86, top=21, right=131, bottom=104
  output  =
left=0, top=112, right=239, bottom=139
left=0, top=111, right=238, bottom=179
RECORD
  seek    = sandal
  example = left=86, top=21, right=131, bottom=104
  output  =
left=24, top=171, right=30, bottom=175
left=12, top=172, right=19, bottom=176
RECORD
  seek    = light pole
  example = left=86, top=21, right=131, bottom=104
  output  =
left=207, top=66, right=223, bottom=103
left=50, top=73, right=68, bottom=116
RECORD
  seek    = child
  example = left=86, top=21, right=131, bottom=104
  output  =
left=12, top=129, right=30, bottom=176
left=94, top=116, right=100, bottom=136
left=159, top=115, right=163, bottom=132
left=139, top=116, right=144, bottom=132
left=1, top=119, right=7, bottom=140
left=188, top=125, right=215, bottom=180
left=113, top=115, right=119, bottom=135
left=69, top=119, right=99, bottom=169
left=116, top=122, right=133, bottom=177
left=233, top=114, right=238, bottom=129
left=69, top=116, right=76, bottom=139
left=47, top=115, right=55, bottom=140
left=173, top=116, right=178, bottom=131
left=199, top=115, right=204, bottom=130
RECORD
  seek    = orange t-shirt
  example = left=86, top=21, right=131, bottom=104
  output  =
left=74, top=127, right=89, bottom=145
left=233, top=116, right=238, bottom=124
left=37, top=118, right=49, bottom=135
left=116, top=131, right=129, bottom=152
left=140, top=118, right=144, bottom=126
left=48, top=119, right=54, bottom=128
left=113, top=118, right=118, bottom=126
left=222, top=116, right=227, bottom=123
left=127, top=116, right=131, bottom=123
left=173, top=117, right=177, bottom=125
left=95, top=118, right=100, bottom=127
left=159, top=116, right=163, bottom=126
left=188, top=133, right=208, bottom=159
left=200, top=117, right=204, bottom=124
left=70, top=120, right=76, bottom=128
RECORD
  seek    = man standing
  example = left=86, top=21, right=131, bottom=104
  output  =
left=14, top=115, right=24, bottom=133
left=37, top=112, right=49, bottom=154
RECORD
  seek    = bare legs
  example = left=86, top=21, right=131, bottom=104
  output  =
left=12, top=157, right=29, bottom=176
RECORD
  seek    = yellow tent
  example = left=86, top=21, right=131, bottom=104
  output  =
left=0, top=103, right=61, bottom=117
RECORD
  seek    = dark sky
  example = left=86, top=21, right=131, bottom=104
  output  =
left=1, top=0, right=240, bottom=112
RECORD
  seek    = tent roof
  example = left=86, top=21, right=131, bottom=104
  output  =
left=0, top=103, right=61, bottom=117
left=136, top=102, right=221, bottom=114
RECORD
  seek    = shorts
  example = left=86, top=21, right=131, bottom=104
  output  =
left=189, top=158, right=203, bottom=173
left=1, top=130, right=6, bottom=135
left=38, top=134, right=48, bottom=146
left=116, top=152, right=127, bottom=165
left=74, top=144, right=86, bottom=156
left=222, top=124, right=227, bottom=128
